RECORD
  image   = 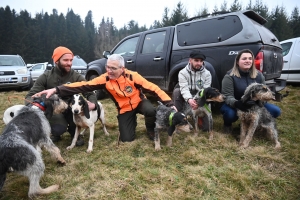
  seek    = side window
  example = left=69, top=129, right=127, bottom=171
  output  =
left=32, top=64, right=43, bottom=71
left=142, top=31, right=166, bottom=54
left=113, top=37, right=139, bottom=57
left=281, top=42, right=292, bottom=56
left=177, top=15, right=242, bottom=46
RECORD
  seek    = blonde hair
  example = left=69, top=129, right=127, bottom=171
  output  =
left=230, top=49, right=258, bottom=78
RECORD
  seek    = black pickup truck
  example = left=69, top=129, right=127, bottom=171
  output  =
left=86, top=10, right=286, bottom=100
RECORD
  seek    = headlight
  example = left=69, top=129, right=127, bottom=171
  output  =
left=17, top=68, right=28, bottom=74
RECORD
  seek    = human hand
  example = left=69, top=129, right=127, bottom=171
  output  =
left=234, top=100, right=254, bottom=112
left=188, top=99, right=198, bottom=110
left=171, top=105, right=178, bottom=112
left=87, top=101, right=96, bottom=111
left=32, top=88, right=56, bottom=98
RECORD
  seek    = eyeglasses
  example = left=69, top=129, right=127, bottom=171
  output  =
left=105, top=65, right=121, bottom=71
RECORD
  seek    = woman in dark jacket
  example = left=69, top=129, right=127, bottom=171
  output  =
left=220, top=49, right=281, bottom=133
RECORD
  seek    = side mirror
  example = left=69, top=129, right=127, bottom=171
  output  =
left=103, top=51, right=111, bottom=59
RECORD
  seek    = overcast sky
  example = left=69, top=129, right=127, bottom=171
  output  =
left=1, top=0, right=298, bottom=29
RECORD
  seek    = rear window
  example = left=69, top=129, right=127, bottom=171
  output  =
left=176, top=15, right=242, bottom=46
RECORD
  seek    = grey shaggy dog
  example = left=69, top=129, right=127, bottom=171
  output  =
left=0, top=94, right=68, bottom=198
left=154, top=101, right=191, bottom=150
left=237, top=83, right=281, bottom=149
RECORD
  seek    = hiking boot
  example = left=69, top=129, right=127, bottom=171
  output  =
left=50, top=135, right=61, bottom=143
left=147, top=131, right=155, bottom=141
left=76, top=135, right=84, bottom=146
left=223, top=125, right=232, bottom=134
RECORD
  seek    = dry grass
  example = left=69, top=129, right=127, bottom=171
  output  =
left=0, top=85, right=299, bottom=200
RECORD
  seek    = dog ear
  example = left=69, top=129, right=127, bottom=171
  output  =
left=44, top=99, right=54, bottom=119
left=241, top=89, right=253, bottom=103
left=167, top=125, right=176, bottom=136
left=83, top=100, right=90, bottom=119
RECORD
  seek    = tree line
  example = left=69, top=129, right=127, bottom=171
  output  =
left=0, top=0, right=299, bottom=64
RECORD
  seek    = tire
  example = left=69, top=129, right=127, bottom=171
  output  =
left=89, top=74, right=106, bottom=100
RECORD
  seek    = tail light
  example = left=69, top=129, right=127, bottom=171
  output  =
left=254, top=51, right=264, bottom=72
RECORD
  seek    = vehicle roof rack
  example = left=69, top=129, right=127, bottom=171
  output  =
left=184, top=11, right=230, bottom=22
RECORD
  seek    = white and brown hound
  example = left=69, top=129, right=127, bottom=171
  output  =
left=67, top=94, right=109, bottom=153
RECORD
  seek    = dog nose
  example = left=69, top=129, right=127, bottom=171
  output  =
left=74, top=109, right=79, bottom=114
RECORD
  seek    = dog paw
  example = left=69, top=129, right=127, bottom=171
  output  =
left=86, top=148, right=93, bottom=153
left=275, top=142, right=281, bottom=149
left=66, top=146, right=74, bottom=150
left=57, top=157, right=66, bottom=165
left=155, top=147, right=161, bottom=151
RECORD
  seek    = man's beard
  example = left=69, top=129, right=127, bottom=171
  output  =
left=191, top=63, right=203, bottom=71
left=57, top=61, right=71, bottom=74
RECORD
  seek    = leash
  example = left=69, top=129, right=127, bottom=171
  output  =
left=7, top=96, right=46, bottom=111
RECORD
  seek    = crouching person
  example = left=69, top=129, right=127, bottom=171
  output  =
left=32, top=54, right=176, bottom=142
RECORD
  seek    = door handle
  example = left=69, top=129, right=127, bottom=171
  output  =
left=126, top=60, right=134, bottom=64
left=283, top=60, right=288, bottom=63
left=153, top=57, right=164, bottom=61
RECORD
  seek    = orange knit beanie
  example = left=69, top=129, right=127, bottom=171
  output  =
left=52, top=46, right=73, bottom=62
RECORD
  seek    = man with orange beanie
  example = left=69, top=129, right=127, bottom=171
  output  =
left=25, top=46, right=97, bottom=145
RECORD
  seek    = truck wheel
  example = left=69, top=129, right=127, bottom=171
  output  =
left=89, top=74, right=106, bottom=100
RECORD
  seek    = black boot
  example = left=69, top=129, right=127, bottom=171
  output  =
left=50, top=135, right=61, bottom=142
left=76, top=135, right=84, bottom=146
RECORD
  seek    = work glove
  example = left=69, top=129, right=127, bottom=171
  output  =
left=234, top=100, right=256, bottom=112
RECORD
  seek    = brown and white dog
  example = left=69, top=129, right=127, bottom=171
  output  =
left=67, top=94, right=109, bottom=153
left=237, top=83, right=281, bottom=149
left=185, top=87, right=225, bottom=140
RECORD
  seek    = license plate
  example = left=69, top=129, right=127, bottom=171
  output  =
left=0, top=78, right=11, bottom=82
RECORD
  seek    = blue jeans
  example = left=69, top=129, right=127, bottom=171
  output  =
left=220, top=102, right=281, bottom=127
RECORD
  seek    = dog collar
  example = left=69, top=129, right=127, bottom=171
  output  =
left=199, top=89, right=204, bottom=97
left=204, top=104, right=211, bottom=113
left=199, top=89, right=211, bottom=113
left=169, top=112, right=175, bottom=126
left=32, top=102, right=46, bottom=111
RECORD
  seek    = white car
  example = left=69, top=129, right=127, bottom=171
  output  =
left=30, top=62, right=48, bottom=82
left=0, top=55, right=33, bottom=90
left=279, top=37, right=300, bottom=82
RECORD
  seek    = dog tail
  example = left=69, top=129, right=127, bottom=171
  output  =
left=0, top=173, right=6, bottom=191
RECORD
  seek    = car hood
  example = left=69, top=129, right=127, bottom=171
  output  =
left=0, top=66, right=27, bottom=71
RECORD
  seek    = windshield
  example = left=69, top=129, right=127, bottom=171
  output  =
left=72, top=56, right=87, bottom=66
left=0, top=56, right=26, bottom=66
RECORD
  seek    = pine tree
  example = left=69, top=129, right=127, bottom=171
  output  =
left=289, top=7, right=300, bottom=38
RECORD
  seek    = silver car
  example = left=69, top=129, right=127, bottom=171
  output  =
left=30, top=62, right=48, bottom=82
left=48, top=55, right=87, bottom=77
left=0, top=55, right=33, bottom=90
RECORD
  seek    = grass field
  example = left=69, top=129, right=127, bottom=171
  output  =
left=0, top=85, right=299, bottom=200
